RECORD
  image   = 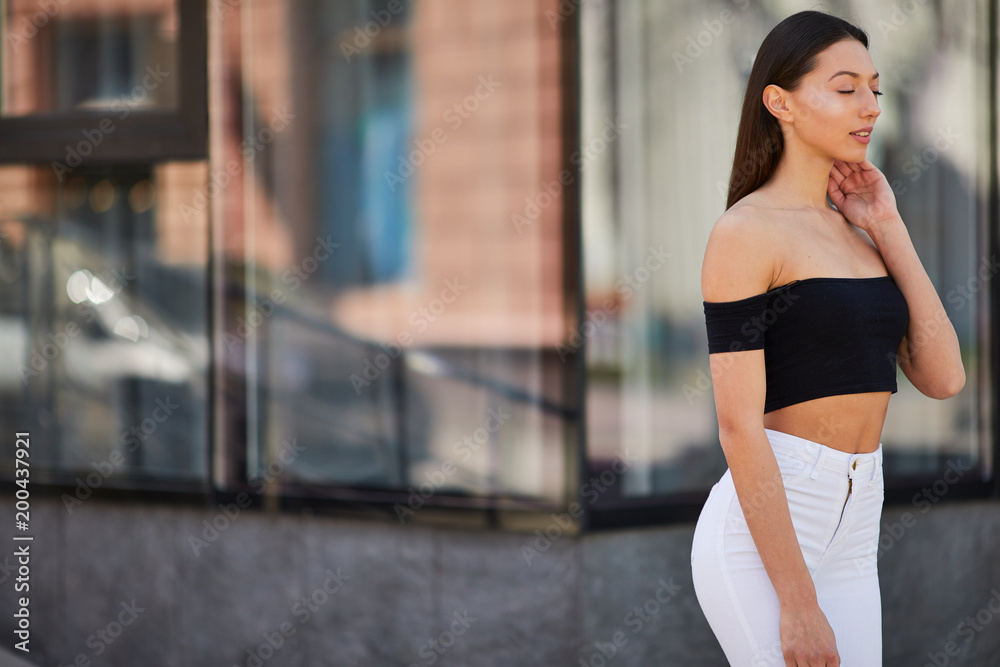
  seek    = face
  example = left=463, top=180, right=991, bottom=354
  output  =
left=764, top=39, right=882, bottom=161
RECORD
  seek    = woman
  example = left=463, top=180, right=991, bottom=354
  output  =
left=690, top=10, right=965, bottom=667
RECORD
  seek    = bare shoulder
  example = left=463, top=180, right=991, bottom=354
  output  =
left=701, top=202, right=779, bottom=302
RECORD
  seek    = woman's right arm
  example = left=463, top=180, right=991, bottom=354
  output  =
left=702, top=213, right=841, bottom=667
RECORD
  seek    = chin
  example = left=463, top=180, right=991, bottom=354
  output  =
left=837, top=148, right=868, bottom=163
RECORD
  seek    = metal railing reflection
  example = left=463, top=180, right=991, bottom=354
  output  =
left=253, top=294, right=578, bottom=500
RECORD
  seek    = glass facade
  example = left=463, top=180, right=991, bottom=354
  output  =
left=0, top=0, right=994, bottom=526
left=214, top=0, right=578, bottom=512
left=582, top=0, right=994, bottom=515
left=0, top=161, right=209, bottom=482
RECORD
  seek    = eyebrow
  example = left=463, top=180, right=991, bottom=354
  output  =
left=828, top=70, right=879, bottom=81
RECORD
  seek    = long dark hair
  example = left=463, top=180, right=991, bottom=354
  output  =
left=727, top=11, right=869, bottom=210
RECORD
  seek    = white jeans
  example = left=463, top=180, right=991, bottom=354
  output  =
left=691, top=427, right=884, bottom=666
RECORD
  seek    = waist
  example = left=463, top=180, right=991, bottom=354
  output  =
left=763, top=391, right=889, bottom=452
left=764, top=427, right=882, bottom=482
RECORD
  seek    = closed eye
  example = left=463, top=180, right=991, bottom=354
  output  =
left=839, top=90, right=884, bottom=96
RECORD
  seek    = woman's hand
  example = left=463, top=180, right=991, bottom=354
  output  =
left=779, top=602, right=841, bottom=667
left=827, top=158, right=899, bottom=233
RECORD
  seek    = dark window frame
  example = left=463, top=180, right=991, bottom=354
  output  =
left=0, top=0, right=207, bottom=164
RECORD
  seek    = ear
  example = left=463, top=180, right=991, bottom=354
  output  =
left=762, top=84, right=793, bottom=123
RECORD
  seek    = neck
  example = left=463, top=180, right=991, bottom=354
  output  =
left=761, top=142, right=835, bottom=211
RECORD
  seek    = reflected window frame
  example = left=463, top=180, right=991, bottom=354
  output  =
left=0, top=0, right=206, bottom=164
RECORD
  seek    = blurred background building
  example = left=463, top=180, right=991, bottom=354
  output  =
left=0, top=0, right=996, bottom=665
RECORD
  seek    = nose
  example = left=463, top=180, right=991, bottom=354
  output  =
left=863, top=89, right=881, bottom=120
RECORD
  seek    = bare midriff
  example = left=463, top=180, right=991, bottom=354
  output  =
left=762, top=391, right=890, bottom=454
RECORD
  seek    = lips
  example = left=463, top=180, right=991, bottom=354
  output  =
left=850, top=125, right=873, bottom=137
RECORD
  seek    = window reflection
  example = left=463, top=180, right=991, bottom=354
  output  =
left=222, top=1, right=574, bottom=504
left=581, top=0, right=992, bottom=500
left=2, top=0, right=178, bottom=116
left=0, top=164, right=208, bottom=480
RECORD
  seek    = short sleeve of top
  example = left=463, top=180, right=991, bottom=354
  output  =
left=702, top=292, right=770, bottom=355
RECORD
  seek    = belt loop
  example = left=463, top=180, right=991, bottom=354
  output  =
left=868, top=450, right=880, bottom=486
left=808, top=446, right=823, bottom=480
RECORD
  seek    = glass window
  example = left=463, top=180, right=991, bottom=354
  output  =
left=219, top=1, right=577, bottom=510
left=2, top=0, right=179, bottom=116
left=0, top=162, right=209, bottom=482
left=5, top=0, right=986, bottom=526
left=0, top=0, right=204, bottom=164
left=0, top=0, right=207, bottom=487
left=581, top=0, right=994, bottom=510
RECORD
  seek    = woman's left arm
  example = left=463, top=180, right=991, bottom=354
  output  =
left=828, top=158, right=965, bottom=399
left=867, top=214, right=966, bottom=399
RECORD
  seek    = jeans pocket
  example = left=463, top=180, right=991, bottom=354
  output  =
left=774, top=451, right=813, bottom=487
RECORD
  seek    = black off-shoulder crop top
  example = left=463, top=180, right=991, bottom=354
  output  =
left=703, top=276, right=910, bottom=413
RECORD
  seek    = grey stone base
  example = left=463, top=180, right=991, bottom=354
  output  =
left=0, top=495, right=997, bottom=666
